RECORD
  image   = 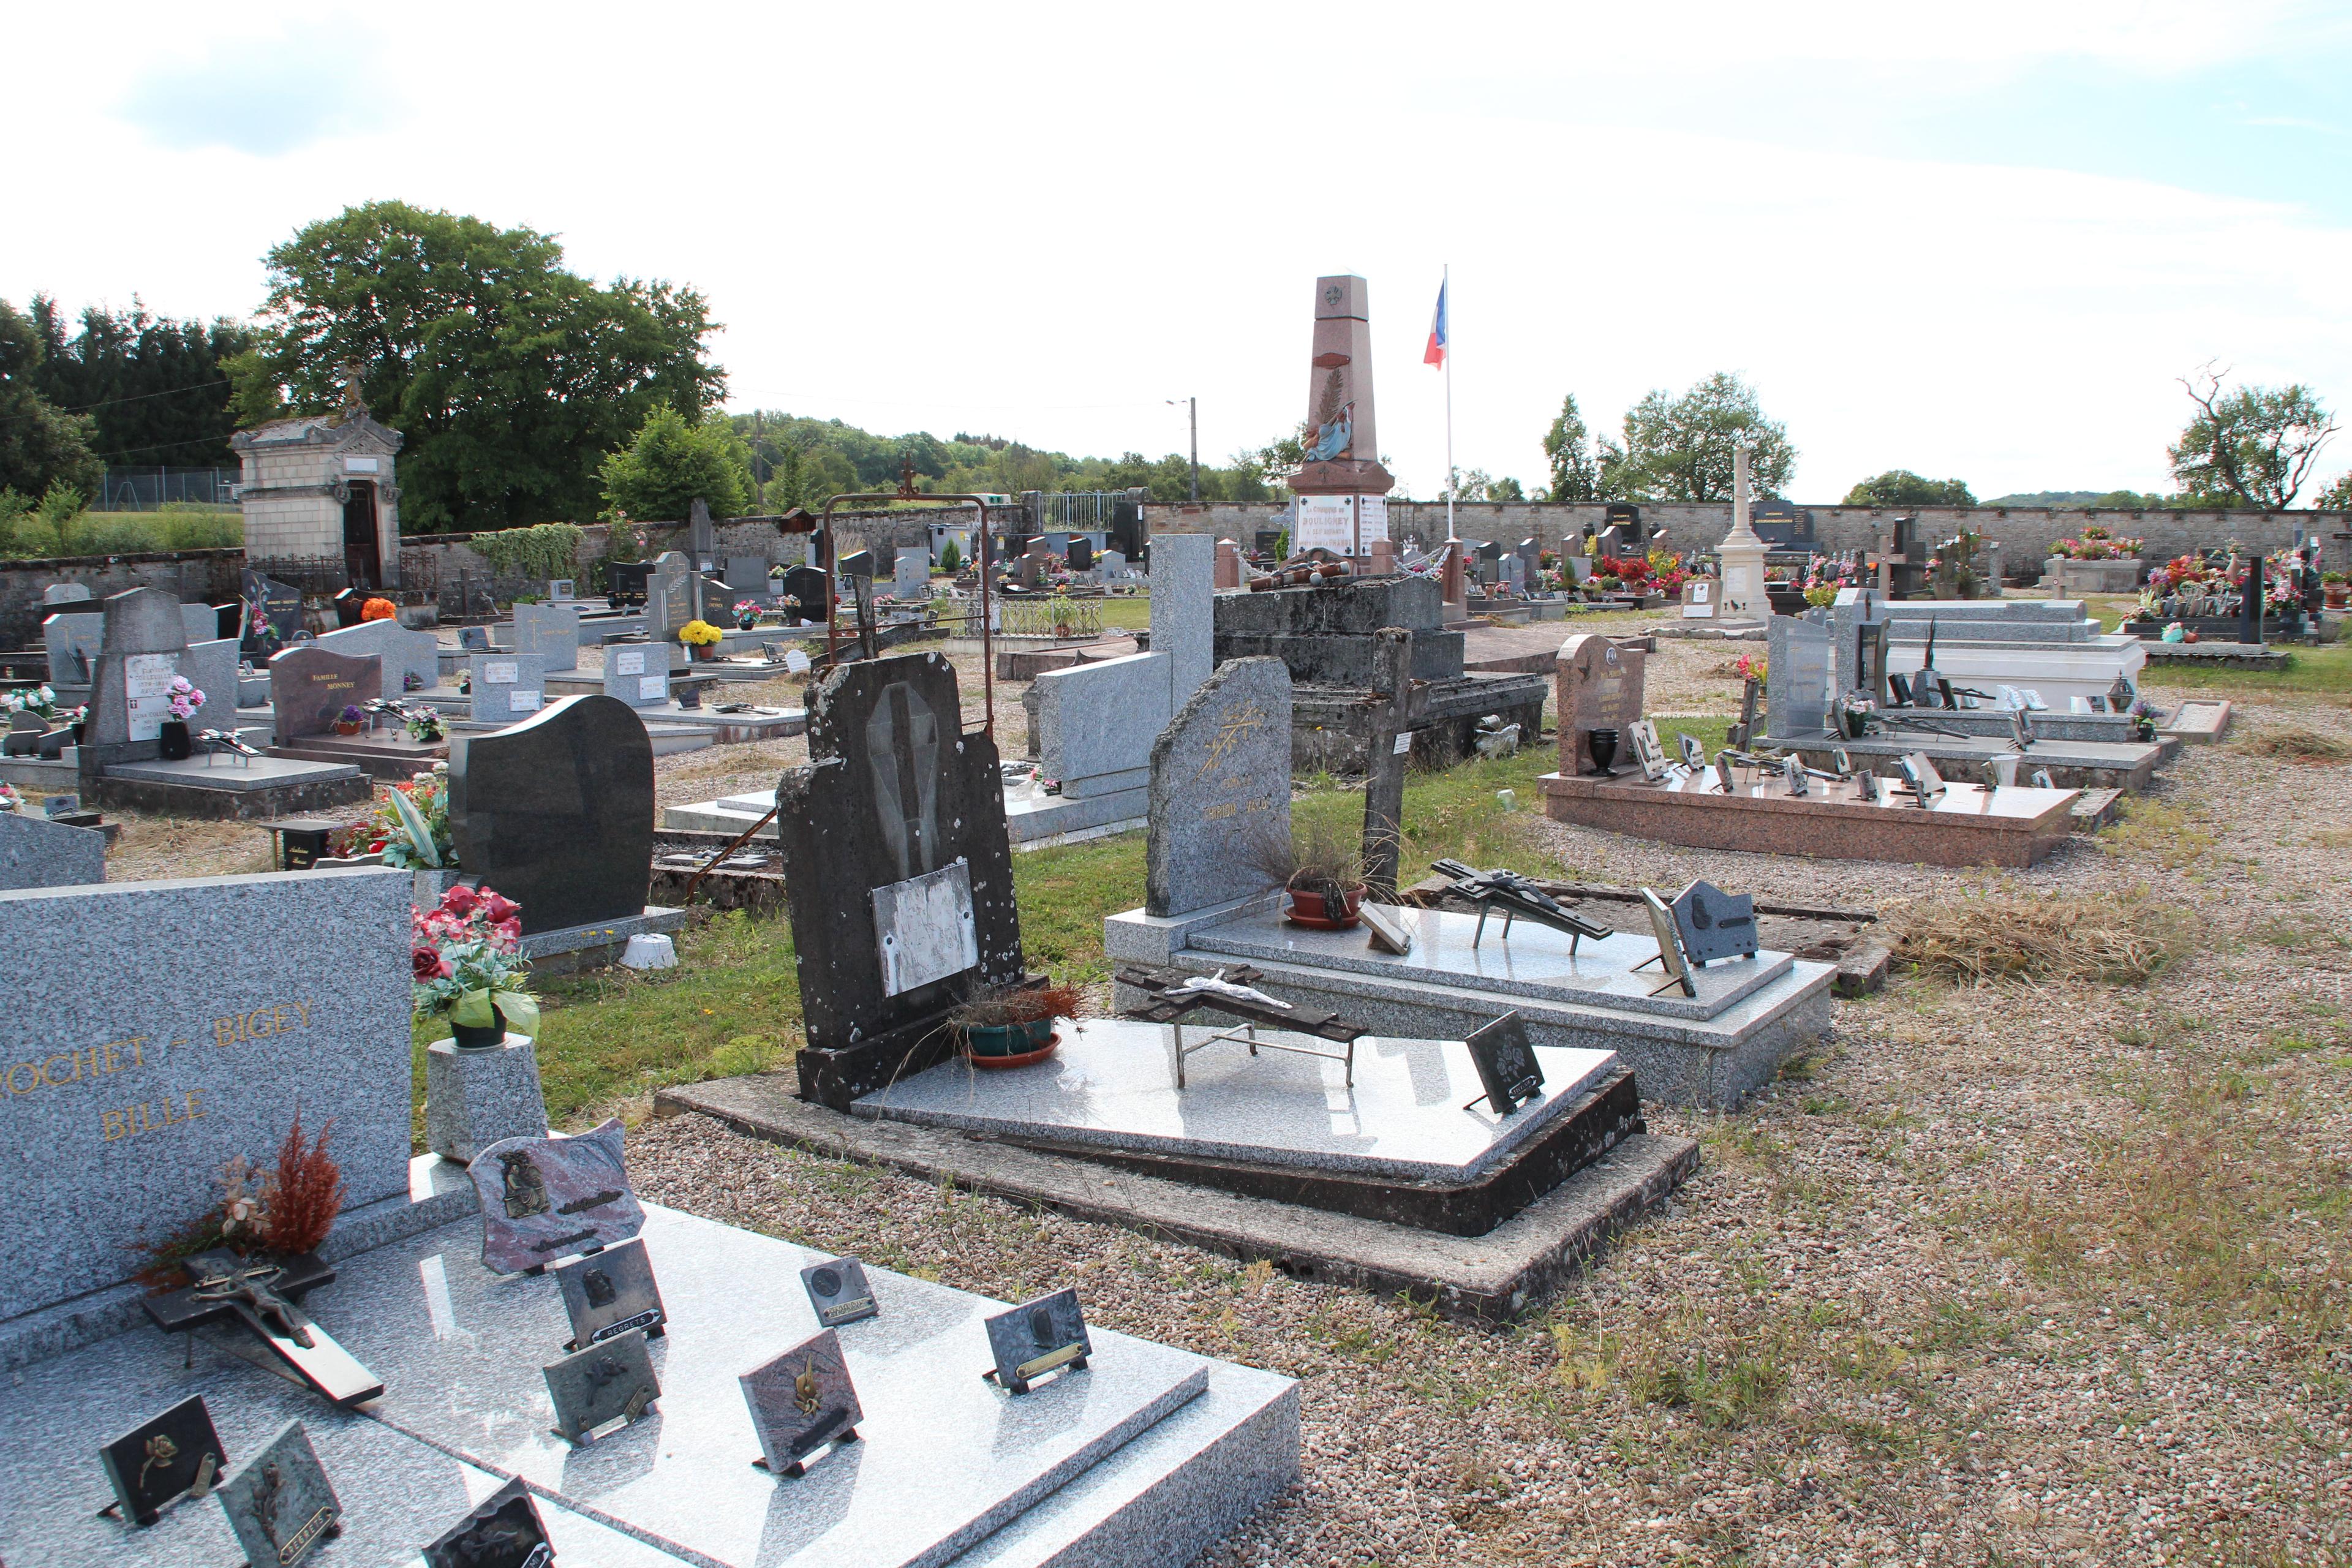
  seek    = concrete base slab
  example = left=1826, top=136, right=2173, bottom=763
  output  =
left=658, top=1079, right=1699, bottom=1319
left=2139, top=641, right=2291, bottom=666
left=94, top=754, right=372, bottom=819
left=2160, top=699, right=2232, bottom=743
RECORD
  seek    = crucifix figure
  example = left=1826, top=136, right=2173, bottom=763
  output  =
left=146, top=1251, right=384, bottom=1406
left=898, top=454, right=920, bottom=500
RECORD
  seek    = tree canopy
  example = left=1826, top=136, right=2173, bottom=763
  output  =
left=232, top=202, right=725, bottom=530
left=1842, top=470, right=1976, bottom=508
left=600, top=405, right=750, bottom=521
left=0, top=300, right=102, bottom=501
left=1597, top=372, right=1795, bottom=502
left=2166, top=366, right=2337, bottom=510
left=1542, top=394, right=1599, bottom=502
left=29, top=296, right=253, bottom=471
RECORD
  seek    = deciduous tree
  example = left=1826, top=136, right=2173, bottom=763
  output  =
left=2167, top=365, right=2337, bottom=509
left=1542, top=394, right=1600, bottom=502
left=1842, top=470, right=1976, bottom=507
left=1599, top=373, right=1795, bottom=502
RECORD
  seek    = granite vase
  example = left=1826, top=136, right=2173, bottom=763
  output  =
left=158, top=719, right=192, bottom=760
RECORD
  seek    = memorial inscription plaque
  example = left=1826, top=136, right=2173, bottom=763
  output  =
left=468, top=1118, right=646, bottom=1275
left=544, top=1327, right=661, bottom=1443
left=1463, top=1011, right=1544, bottom=1116
left=801, top=1256, right=880, bottom=1328
left=556, top=1235, right=666, bottom=1349
left=215, top=1422, right=341, bottom=1568
left=99, top=1395, right=225, bottom=1527
left=982, top=1287, right=1092, bottom=1395
left=1671, top=880, right=1758, bottom=967
left=421, top=1476, right=554, bottom=1568
left=741, top=1327, right=865, bottom=1477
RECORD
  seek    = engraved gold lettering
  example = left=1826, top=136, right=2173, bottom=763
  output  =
left=6, top=1062, right=37, bottom=1095
left=40, top=1052, right=78, bottom=1086
left=214, top=1016, right=239, bottom=1049
left=101, top=1109, right=129, bottom=1140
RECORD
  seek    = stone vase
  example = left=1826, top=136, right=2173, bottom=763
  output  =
left=424, top=1033, right=548, bottom=1163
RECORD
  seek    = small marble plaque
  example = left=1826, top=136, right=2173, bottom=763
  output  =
left=982, top=1287, right=1091, bottom=1395
left=467, top=1119, right=647, bottom=1275
left=1463, top=1011, right=1543, bottom=1116
left=1359, top=902, right=1414, bottom=956
left=1671, top=880, right=1757, bottom=967
left=741, top=1327, right=865, bottom=1476
left=614, top=647, right=647, bottom=676
left=638, top=675, right=665, bottom=701
left=872, top=859, right=979, bottom=997
left=421, top=1476, right=553, bottom=1568
left=99, top=1395, right=224, bottom=1527
left=543, top=1327, right=661, bottom=1442
left=484, top=660, right=520, bottom=685
left=214, top=1421, right=340, bottom=1568
left=800, top=1256, right=878, bottom=1328
left=556, top=1236, right=666, bottom=1349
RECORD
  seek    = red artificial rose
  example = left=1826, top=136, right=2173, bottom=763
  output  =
left=479, top=891, right=519, bottom=924
left=492, top=918, right=521, bottom=951
left=440, top=884, right=480, bottom=917
left=413, top=946, right=453, bottom=981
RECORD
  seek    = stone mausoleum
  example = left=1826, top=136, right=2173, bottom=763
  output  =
left=232, top=400, right=404, bottom=589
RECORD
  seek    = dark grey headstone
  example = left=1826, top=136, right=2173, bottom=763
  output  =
left=1672, top=879, right=1757, bottom=966
left=85, top=588, right=189, bottom=748
left=1145, top=657, right=1292, bottom=918
left=449, top=693, right=652, bottom=935
left=269, top=647, right=382, bottom=741
left=214, top=1421, right=341, bottom=1567
left=1765, top=616, right=1833, bottom=740
left=644, top=552, right=693, bottom=644
left=776, top=651, right=1024, bottom=1108
left=239, top=569, right=302, bottom=654
left=42, top=582, right=92, bottom=606
left=316, top=618, right=440, bottom=696
left=0, top=810, right=106, bottom=890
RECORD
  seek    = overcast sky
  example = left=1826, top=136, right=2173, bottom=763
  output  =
left=9, top=1, right=2350, bottom=502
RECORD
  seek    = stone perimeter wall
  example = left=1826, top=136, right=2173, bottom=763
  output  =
left=1144, top=500, right=2348, bottom=567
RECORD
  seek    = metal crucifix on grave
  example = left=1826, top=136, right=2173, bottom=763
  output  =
left=819, top=467, right=1001, bottom=737
left=145, top=1251, right=383, bottom=1406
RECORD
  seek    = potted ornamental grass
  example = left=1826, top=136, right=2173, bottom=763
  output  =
left=678, top=619, right=725, bottom=660
left=1252, top=816, right=1369, bottom=929
left=949, top=981, right=1081, bottom=1068
left=412, top=884, right=538, bottom=1048
left=159, top=677, right=204, bottom=760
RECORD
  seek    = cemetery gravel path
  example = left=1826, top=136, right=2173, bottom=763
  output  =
left=634, top=672, right=2352, bottom=1567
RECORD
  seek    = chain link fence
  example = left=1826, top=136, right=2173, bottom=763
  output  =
left=95, top=468, right=241, bottom=511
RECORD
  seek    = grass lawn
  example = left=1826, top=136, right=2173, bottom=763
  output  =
left=2151, top=639, right=2352, bottom=695
left=413, top=715, right=1736, bottom=1144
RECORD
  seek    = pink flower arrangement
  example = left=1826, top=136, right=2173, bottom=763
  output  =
left=166, top=677, right=205, bottom=721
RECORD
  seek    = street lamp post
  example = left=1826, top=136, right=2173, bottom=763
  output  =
left=1166, top=396, right=1199, bottom=502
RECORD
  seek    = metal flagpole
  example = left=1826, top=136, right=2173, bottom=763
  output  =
left=1444, top=263, right=1456, bottom=543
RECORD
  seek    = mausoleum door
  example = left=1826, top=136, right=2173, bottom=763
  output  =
left=343, top=481, right=382, bottom=589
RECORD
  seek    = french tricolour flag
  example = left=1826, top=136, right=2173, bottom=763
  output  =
left=1424, top=278, right=1448, bottom=368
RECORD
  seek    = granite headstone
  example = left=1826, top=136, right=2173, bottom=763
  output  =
left=643, top=552, right=693, bottom=645
left=239, top=570, right=303, bottom=657
left=48, top=601, right=216, bottom=690
left=1555, top=633, right=1646, bottom=776
left=316, top=617, right=441, bottom=696
left=270, top=646, right=383, bottom=741
left=1765, top=616, right=1834, bottom=740
left=1145, top=657, right=1293, bottom=918
left=0, top=809, right=107, bottom=890
left=448, top=693, right=653, bottom=935
left=600, top=642, right=671, bottom=708
left=465, top=652, right=545, bottom=725
left=893, top=547, right=930, bottom=600
left=43, top=581, right=93, bottom=606
left=512, top=602, right=582, bottom=673
left=82, top=589, right=190, bottom=752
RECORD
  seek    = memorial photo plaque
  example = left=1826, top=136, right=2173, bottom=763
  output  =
left=469, top=1119, right=647, bottom=1275
left=801, top=1256, right=880, bottom=1328
left=1671, top=880, right=1758, bottom=967
left=1461, top=1011, right=1544, bottom=1116
left=982, top=1287, right=1091, bottom=1395
left=215, top=1422, right=340, bottom=1568
left=421, top=1477, right=553, bottom=1568
left=741, top=1327, right=865, bottom=1477
left=872, top=858, right=979, bottom=998
left=99, top=1395, right=224, bottom=1527
left=556, top=1236, right=666, bottom=1350
left=544, top=1327, right=660, bottom=1443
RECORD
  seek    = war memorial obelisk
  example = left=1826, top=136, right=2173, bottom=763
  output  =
left=1287, top=276, right=1396, bottom=562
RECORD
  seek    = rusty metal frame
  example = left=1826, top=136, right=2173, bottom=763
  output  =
left=820, top=466, right=1000, bottom=736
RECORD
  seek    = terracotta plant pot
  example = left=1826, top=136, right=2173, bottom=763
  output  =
left=1284, top=884, right=1365, bottom=929
left=2328, top=589, right=2349, bottom=609
left=334, top=720, right=362, bottom=736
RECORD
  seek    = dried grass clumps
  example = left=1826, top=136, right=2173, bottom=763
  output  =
left=949, top=982, right=1084, bottom=1030
left=1894, top=894, right=2184, bottom=986
left=2235, top=726, right=2351, bottom=763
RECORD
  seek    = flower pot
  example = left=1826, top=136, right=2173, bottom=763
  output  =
left=961, top=1017, right=1057, bottom=1068
left=334, top=720, right=362, bottom=736
left=158, top=719, right=192, bottom=760
left=1284, top=884, right=1365, bottom=929
left=2326, top=587, right=2349, bottom=609
left=1586, top=727, right=1619, bottom=775
left=691, top=643, right=717, bottom=661
left=449, top=1004, right=507, bottom=1050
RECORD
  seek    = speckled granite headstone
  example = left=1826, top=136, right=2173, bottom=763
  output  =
left=740, top=1327, right=864, bottom=1472
left=0, top=808, right=105, bottom=889
left=464, top=652, right=546, bottom=725
left=775, top=651, right=1025, bottom=1109
left=1145, top=656, right=1292, bottom=918
left=601, top=643, right=669, bottom=708
left=543, top=1326, right=661, bottom=1442
left=466, top=1117, right=646, bottom=1275
left=448, top=693, right=652, bottom=935
left=643, top=552, right=693, bottom=645
left=84, top=587, right=189, bottom=751
left=214, top=1420, right=341, bottom=1567
left=317, top=617, right=440, bottom=695
left=1555, top=633, right=1645, bottom=776
left=270, top=646, right=383, bottom=741
left=1765, top=616, right=1833, bottom=741
left=512, top=602, right=581, bottom=672
left=0, top=867, right=413, bottom=1321
left=1672, top=879, right=1758, bottom=966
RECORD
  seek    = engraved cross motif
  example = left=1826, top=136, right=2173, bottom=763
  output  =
left=865, top=680, right=940, bottom=880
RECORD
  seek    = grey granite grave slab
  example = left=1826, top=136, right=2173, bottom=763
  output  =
left=104, top=753, right=366, bottom=791
left=270, top=644, right=382, bottom=740
left=0, top=1307, right=685, bottom=1568
left=296, top=1203, right=1271, bottom=1568
left=0, top=867, right=413, bottom=1323
left=424, top=1035, right=549, bottom=1163
left=466, top=651, right=546, bottom=724
left=0, top=807, right=106, bottom=889
left=513, top=601, right=582, bottom=671
left=317, top=617, right=441, bottom=695
left=856, top=1016, right=1617, bottom=1183
left=450, top=693, right=655, bottom=935
left=1145, top=657, right=1291, bottom=918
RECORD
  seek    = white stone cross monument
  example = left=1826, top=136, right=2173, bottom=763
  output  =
left=1715, top=440, right=1770, bottom=627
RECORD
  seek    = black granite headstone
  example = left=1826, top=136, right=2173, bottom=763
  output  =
left=782, top=565, right=827, bottom=624
left=775, top=652, right=1024, bottom=1109
left=449, top=695, right=654, bottom=937
left=1066, top=535, right=1094, bottom=570
left=240, top=570, right=303, bottom=657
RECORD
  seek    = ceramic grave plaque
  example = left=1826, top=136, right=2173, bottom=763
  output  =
left=449, top=695, right=654, bottom=936
left=982, top=1287, right=1091, bottom=1395
left=215, top=1422, right=340, bottom=1568
left=601, top=643, right=669, bottom=708
left=741, top=1327, right=865, bottom=1476
left=270, top=646, right=383, bottom=741
left=1556, top=633, right=1646, bottom=776
left=801, top=1256, right=879, bottom=1327
left=1671, top=880, right=1757, bottom=967
left=99, top=1395, right=225, bottom=1527
left=1627, top=718, right=1668, bottom=781
left=1145, top=656, right=1292, bottom=918
left=543, top=1327, right=660, bottom=1442
left=873, top=858, right=979, bottom=997
left=1463, top=1011, right=1544, bottom=1117
left=556, top=1235, right=666, bottom=1349
left=467, top=1118, right=646, bottom=1274
left=421, top=1476, right=554, bottom=1568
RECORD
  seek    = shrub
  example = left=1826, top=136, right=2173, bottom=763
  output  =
left=470, top=521, right=583, bottom=583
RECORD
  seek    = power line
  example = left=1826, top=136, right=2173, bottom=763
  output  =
left=54, top=376, right=233, bottom=415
